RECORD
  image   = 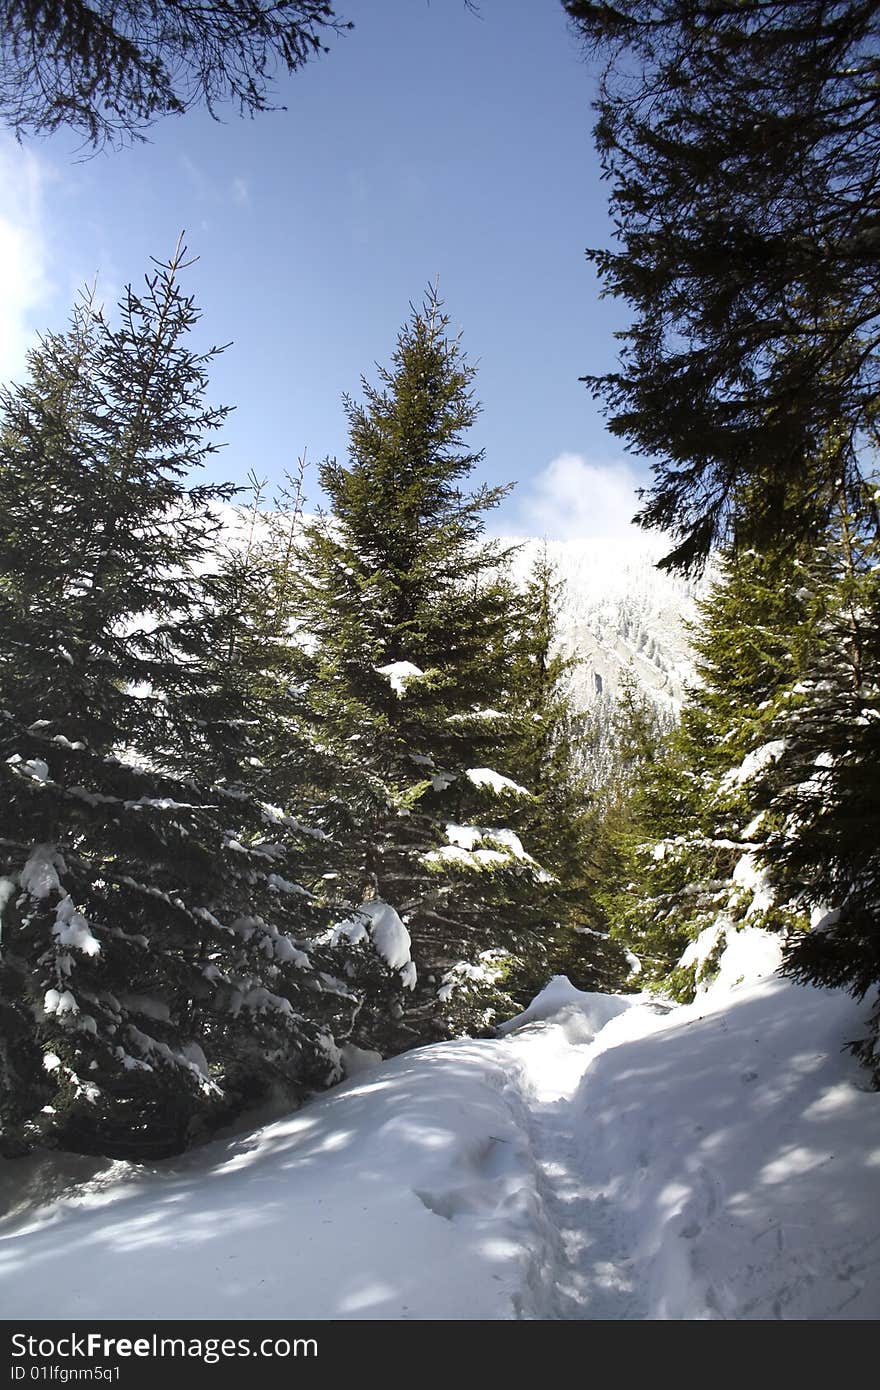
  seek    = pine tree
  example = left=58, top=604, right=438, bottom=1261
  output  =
left=0, top=247, right=377, bottom=1158
left=290, top=291, right=553, bottom=1042
left=564, top=0, right=880, bottom=569
left=598, top=543, right=819, bottom=995
left=504, top=550, right=628, bottom=1001
left=755, top=503, right=880, bottom=1078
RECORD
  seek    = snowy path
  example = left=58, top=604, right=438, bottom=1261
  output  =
left=520, top=1089, right=646, bottom=1319
left=2, top=962, right=880, bottom=1320
left=501, top=977, right=880, bottom=1320
left=494, top=987, right=661, bottom=1320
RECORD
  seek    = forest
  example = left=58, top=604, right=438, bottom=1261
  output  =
left=0, top=0, right=878, bottom=1327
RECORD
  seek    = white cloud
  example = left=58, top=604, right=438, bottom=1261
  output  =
left=509, top=452, right=648, bottom=541
left=180, top=153, right=209, bottom=200
left=231, top=177, right=250, bottom=207
left=0, top=138, right=51, bottom=384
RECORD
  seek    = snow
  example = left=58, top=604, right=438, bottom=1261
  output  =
left=399, top=960, right=418, bottom=992
left=0, top=877, right=16, bottom=935
left=719, top=739, right=787, bottom=792
left=266, top=873, right=310, bottom=897
left=359, top=901, right=412, bottom=973
left=444, top=825, right=530, bottom=859
left=16, top=757, right=51, bottom=783
left=331, top=899, right=414, bottom=975
left=811, top=906, right=841, bottom=933
left=497, top=976, right=633, bottom=1040
left=424, top=844, right=511, bottom=871
left=731, top=851, right=776, bottom=916
left=180, top=1043, right=210, bottom=1077
left=53, top=895, right=101, bottom=957
left=3, top=935, right=879, bottom=1320
left=437, top=952, right=507, bottom=1004
left=42, top=988, right=78, bottom=1017
left=20, top=844, right=66, bottom=900
left=446, top=823, right=483, bottom=851
left=340, top=1044, right=383, bottom=1077
left=446, top=708, right=507, bottom=723
left=465, top=768, right=532, bottom=798
left=680, top=923, right=783, bottom=1000
left=374, top=661, right=425, bottom=696
left=118, top=995, right=171, bottom=1023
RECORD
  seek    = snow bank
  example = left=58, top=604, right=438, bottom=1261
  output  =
left=3, top=934, right=878, bottom=1321
left=497, top=975, right=634, bottom=1042
left=0, top=1037, right=559, bottom=1321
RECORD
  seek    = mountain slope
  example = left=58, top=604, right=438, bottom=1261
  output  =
left=216, top=507, right=701, bottom=714
left=507, top=535, right=703, bottom=713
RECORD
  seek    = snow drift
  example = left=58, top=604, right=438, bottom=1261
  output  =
left=1, top=935, right=878, bottom=1320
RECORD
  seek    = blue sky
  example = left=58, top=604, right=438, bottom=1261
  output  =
left=0, top=0, right=648, bottom=539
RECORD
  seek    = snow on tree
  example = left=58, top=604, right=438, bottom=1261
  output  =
left=596, top=540, right=820, bottom=996
left=287, top=289, right=557, bottom=1042
left=754, top=501, right=880, bottom=1080
left=0, top=246, right=394, bottom=1158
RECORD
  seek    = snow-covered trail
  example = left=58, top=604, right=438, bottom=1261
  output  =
left=2, top=957, right=880, bottom=1320
left=516, top=1075, right=647, bottom=1319
left=503, top=975, right=880, bottom=1320
left=491, top=985, right=653, bottom=1319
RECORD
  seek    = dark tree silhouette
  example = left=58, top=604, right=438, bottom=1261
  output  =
left=565, top=1, right=880, bottom=570
left=0, top=0, right=350, bottom=147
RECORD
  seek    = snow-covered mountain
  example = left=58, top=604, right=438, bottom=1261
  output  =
left=217, top=505, right=703, bottom=715
left=508, top=534, right=704, bottom=714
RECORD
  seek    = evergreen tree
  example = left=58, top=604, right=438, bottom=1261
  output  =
left=0, top=247, right=379, bottom=1158
left=504, top=550, right=628, bottom=1001
left=290, top=291, right=553, bottom=1042
left=755, top=505, right=880, bottom=1078
left=191, top=465, right=314, bottom=787
left=191, top=465, right=412, bottom=1052
left=1, top=1, right=351, bottom=147
left=598, top=544, right=819, bottom=995
left=564, top=0, right=880, bottom=569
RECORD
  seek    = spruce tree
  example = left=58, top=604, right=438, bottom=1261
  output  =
left=504, top=550, right=628, bottom=1001
left=290, top=291, right=553, bottom=1042
left=755, top=505, right=880, bottom=1078
left=0, top=247, right=377, bottom=1158
left=191, top=467, right=412, bottom=1050
left=2, top=2, right=351, bottom=147
left=598, top=543, right=819, bottom=995
left=565, top=0, right=880, bottom=569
